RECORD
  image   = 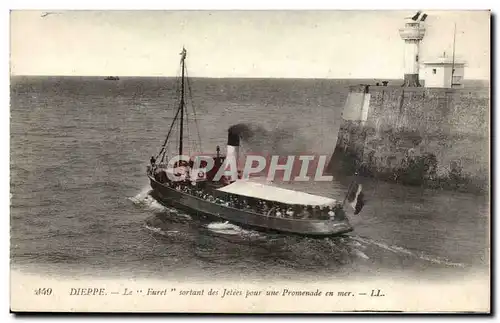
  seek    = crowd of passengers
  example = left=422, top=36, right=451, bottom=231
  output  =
left=159, top=177, right=347, bottom=221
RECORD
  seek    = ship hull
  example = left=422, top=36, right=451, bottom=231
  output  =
left=148, top=176, right=353, bottom=236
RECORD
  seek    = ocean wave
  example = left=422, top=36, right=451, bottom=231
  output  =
left=350, top=235, right=466, bottom=268
left=43, top=179, right=139, bottom=195
left=353, top=248, right=370, bottom=260
left=10, top=164, right=32, bottom=174
left=128, top=188, right=166, bottom=212
left=128, top=187, right=192, bottom=219
left=14, top=250, right=85, bottom=263
left=144, top=224, right=179, bottom=236
left=128, top=186, right=153, bottom=204
left=206, top=221, right=260, bottom=237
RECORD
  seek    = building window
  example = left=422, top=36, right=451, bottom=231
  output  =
left=452, top=76, right=462, bottom=84
left=415, top=55, right=419, bottom=62
left=432, top=69, right=437, bottom=74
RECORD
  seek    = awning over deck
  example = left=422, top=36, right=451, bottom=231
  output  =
left=216, top=180, right=337, bottom=207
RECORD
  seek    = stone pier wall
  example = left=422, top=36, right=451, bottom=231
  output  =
left=329, top=85, right=490, bottom=193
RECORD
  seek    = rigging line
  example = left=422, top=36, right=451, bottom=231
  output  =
left=183, top=74, right=190, bottom=146
left=168, top=66, right=184, bottom=159
left=156, top=65, right=183, bottom=161
left=184, top=64, right=194, bottom=132
left=185, top=101, right=197, bottom=156
left=185, top=92, right=192, bottom=156
left=185, top=63, right=203, bottom=152
left=160, top=77, right=183, bottom=162
left=169, top=109, right=179, bottom=163
left=176, top=113, right=180, bottom=159
left=158, top=102, right=182, bottom=162
left=179, top=53, right=186, bottom=158
left=188, top=83, right=203, bottom=153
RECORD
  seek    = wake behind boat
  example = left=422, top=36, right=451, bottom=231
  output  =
left=146, top=48, right=363, bottom=236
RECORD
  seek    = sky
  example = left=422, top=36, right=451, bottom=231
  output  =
left=10, top=10, right=490, bottom=79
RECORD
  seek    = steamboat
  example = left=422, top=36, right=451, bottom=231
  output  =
left=146, top=48, right=363, bottom=236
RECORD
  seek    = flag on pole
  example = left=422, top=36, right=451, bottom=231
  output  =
left=345, top=182, right=365, bottom=215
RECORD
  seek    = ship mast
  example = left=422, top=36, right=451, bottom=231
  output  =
left=179, top=47, right=187, bottom=157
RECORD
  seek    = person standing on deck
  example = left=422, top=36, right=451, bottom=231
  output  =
left=327, top=206, right=335, bottom=219
left=300, top=206, right=310, bottom=219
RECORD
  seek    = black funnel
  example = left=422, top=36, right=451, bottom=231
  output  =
left=227, top=129, right=240, bottom=146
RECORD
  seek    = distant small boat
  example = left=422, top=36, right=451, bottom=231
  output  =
left=104, top=76, right=120, bottom=81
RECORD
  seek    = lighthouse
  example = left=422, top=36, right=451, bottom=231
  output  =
left=399, top=11, right=427, bottom=87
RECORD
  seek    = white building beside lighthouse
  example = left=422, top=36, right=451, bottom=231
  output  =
left=399, top=11, right=427, bottom=87
left=423, top=55, right=466, bottom=88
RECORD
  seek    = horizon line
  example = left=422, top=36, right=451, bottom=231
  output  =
left=9, top=75, right=490, bottom=82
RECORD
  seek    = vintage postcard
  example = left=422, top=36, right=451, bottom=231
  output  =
left=9, top=9, right=490, bottom=313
